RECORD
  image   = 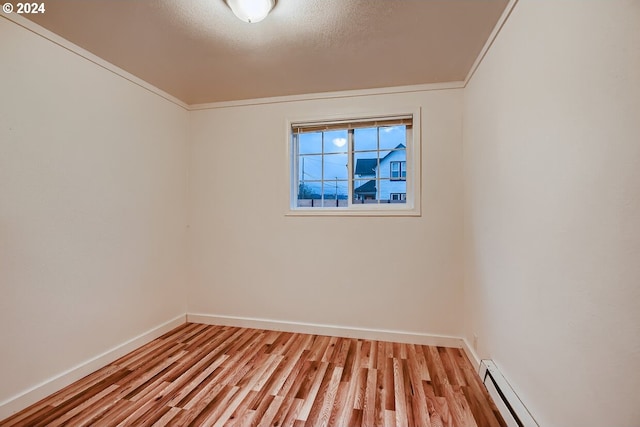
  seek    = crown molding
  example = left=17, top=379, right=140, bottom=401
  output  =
left=1, top=12, right=189, bottom=110
left=188, top=81, right=466, bottom=111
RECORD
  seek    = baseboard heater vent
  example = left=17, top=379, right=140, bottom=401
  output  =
left=479, top=360, right=538, bottom=427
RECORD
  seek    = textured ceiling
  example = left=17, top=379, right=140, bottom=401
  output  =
left=25, top=0, right=509, bottom=105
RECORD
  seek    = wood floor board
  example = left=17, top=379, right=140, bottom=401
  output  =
left=0, top=323, right=507, bottom=427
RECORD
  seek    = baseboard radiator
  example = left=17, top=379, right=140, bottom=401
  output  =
left=479, top=360, right=539, bottom=427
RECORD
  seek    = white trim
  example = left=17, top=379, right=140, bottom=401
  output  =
left=187, top=313, right=462, bottom=348
left=0, top=314, right=186, bottom=420
left=0, top=13, right=189, bottom=110
left=463, top=0, right=519, bottom=86
left=461, top=337, right=482, bottom=371
left=189, top=81, right=465, bottom=111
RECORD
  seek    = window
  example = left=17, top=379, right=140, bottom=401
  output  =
left=289, top=112, right=420, bottom=215
left=390, top=161, right=406, bottom=181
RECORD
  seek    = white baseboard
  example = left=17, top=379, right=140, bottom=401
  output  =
left=187, top=313, right=463, bottom=348
left=461, top=337, right=482, bottom=370
left=0, top=314, right=186, bottom=420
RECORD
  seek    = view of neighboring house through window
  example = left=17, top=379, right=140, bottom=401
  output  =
left=390, top=161, right=406, bottom=180
left=291, top=115, right=415, bottom=211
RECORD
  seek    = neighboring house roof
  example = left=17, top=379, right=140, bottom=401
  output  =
left=355, top=159, right=377, bottom=176
left=354, top=144, right=406, bottom=176
left=354, top=180, right=376, bottom=194
left=382, top=143, right=406, bottom=162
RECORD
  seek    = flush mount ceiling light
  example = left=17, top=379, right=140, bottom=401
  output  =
left=225, top=0, right=276, bottom=23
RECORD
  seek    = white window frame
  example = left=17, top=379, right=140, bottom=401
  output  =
left=286, top=108, right=421, bottom=217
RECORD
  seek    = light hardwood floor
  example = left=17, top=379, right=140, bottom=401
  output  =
left=1, top=323, right=506, bottom=427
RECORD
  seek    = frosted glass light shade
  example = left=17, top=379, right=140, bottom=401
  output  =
left=226, top=0, right=275, bottom=23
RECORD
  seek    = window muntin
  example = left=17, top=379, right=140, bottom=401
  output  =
left=291, top=114, right=417, bottom=214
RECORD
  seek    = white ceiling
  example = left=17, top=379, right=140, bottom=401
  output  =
left=26, top=0, right=509, bottom=105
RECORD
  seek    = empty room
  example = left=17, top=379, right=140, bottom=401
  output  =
left=1, top=0, right=638, bottom=426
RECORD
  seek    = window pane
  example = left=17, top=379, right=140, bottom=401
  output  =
left=297, top=197, right=322, bottom=207
left=353, top=178, right=377, bottom=203
left=322, top=199, right=348, bottom=207
left=354, top=127, right=378, bottom=152
left=380, top=179, right=406, bottom=203
left=298, top=132, right=323, bottom=154
left=323, top=130, right=348, bottom=154
left=298, top=155, right=322, bottom=181
left=323, top=153, right=348, bottom=180
left=379, top=125, right=406, bottom=151
left=322, top=180, right=348, bottom=207
left=297, top=179, right=322, bottom=207
left=354, top=152, right=379, bottom=178
left=384, top=149, right=406, bottom=180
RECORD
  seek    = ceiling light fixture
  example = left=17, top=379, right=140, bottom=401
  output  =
left=225, top=0, right=275, bottom=24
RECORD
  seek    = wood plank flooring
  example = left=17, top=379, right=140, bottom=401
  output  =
left=1, top=323, right=506, bottom=427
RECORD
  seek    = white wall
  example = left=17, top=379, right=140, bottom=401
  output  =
left=0, top=17, right=188, bottom=408
left=189, top=89, right=464, bottom=336
left=8, top=1, right=639, bottom=424
left=463, top=1, right=640, bottom=426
